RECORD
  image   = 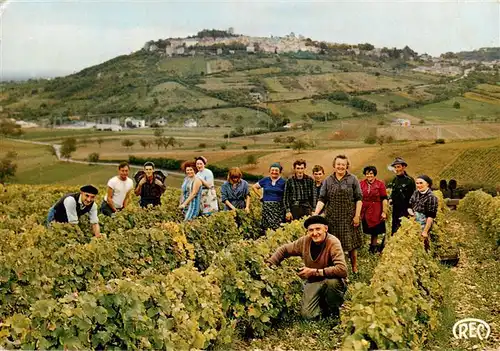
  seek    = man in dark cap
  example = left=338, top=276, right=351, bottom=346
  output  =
left=267, top=215, right=347, bottom=319
left=46, top=184, right=101, bottom=237
left=387, top=157, right=416, bottom=234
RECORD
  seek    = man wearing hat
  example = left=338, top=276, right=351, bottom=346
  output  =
left=267, top=215, right=347, bottom=319
left=387, top=157, right=416, bottom=234
left=46, top=185, right=101, bottom=237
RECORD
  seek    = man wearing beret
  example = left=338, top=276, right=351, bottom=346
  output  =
left=387, top=157, right=416, bottom=235
left=46, top=184, right=101, bottom=237
left=267, top=215, right=347, bottom=319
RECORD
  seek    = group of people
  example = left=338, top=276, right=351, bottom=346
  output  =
left=46, top=154, right=439, bottom=321
left=46, top=161, right=168, bottom=237
left=265, top=155, right=439, bottom=320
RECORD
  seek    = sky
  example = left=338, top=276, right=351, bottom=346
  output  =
left=1, top=0, right=499, bottom=79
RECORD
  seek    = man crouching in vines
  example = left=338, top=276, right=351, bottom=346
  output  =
left=267, top=215, right=347, bottom=319
left=46, top=184, right=101, bottom=238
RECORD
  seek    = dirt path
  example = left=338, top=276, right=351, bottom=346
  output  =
left=440, top=212, right=500, bottom=349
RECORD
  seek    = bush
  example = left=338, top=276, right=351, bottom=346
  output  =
left=87, top=152, right=100, bottom=162
left=435, top=138, right=445, bottom=144
left=242, top=145, right=248, bottom=150
left=453, top=101, right=460, bottom=109
left=220, top=144, right=227, bottom=150
left=198, top=143, right=207, bottom=148
left=364, top=135, right=377, bottom=144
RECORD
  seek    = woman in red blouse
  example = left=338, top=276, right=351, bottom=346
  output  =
left=360, top=166, right=388, bottom=253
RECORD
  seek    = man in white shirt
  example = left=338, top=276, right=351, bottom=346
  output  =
left=101, top=162, right=134, bottom=216
left=46, top=184, right=101, bottom=237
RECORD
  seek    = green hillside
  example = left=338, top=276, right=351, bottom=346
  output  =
left=2, top=43, right=499, bottom=130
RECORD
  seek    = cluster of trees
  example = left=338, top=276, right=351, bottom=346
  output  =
left=347, top=97, right=378, bottom=112
left=303, top=111, right=339, bottom=122
left=152, top=128, right=182, bottom=150
left=195, top=29, right=237, bottom=39
left=325, top=91, right=350, bottom=102
left=273, top=135, right=311, bottom=152
left=364, top=133, right=394, bottom=145
left=0, top=119, right=23, bottom=137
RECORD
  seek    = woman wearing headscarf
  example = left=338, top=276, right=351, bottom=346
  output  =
left=313, top=155, right=363, bottom=274
left=408, top=175, right=438, bottom=250
left=252, top=162, right=286, bottom=232
left=221, top=167, right=250, bottom=212
left=360, top=166, right=388, bottom=254
left=195, top=156, right=219, bottom=215
left=179, top=161, right=202, bottom=221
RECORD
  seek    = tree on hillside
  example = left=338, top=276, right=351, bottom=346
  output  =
left=453, top=101, right=461, bottom=109
left=60, top=137, right=77, bottom=159
left=0, top=151, right=17, bottom=184
left=164, top=137, right=177, bottom=149
left=155, top=138, right=164, bottom=150
left=0, top=119, right=24, bottom=137
left=139, top=139, right=148, bottom=149
left=246, top=154, right=258, bottom=168
left=358, top=43, right=375, bottom=51
left=97, top=138, right=104, bottom=148
left=377, top=135, right=386, bottom=147
left=121, top=139, right=134, bottom=150
left=153, top=128, right=164, bottom=138
left=292, top=139, right=309, bottom=153
left=88, top=152, right=99, bottom=162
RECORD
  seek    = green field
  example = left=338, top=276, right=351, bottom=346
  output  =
left=363, top=92, right=415, bottom=109
left=276, top=99, right=359, bottom=121
left=157, top=56, right=207, bottom=75
left=0, top=140, right=185, bottom=187
left=401, top=97, right=500, bottom=123
left=199, top=107, right=271, bottom=128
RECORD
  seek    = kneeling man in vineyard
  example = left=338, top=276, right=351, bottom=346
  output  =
left=267, top=215, right=347, bottom=319
left=46, top=184, right=101, bottom=237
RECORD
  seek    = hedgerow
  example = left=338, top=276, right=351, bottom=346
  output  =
left=458, top=190, right=500, bottom=245
left=341, top=193, right=446, bottom=350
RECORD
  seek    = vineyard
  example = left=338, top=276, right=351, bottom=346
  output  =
left=0, top=184, right=499, bottom=350
left=439, top=146, right=500, bottom=186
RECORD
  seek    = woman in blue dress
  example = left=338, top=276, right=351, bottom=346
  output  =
left=252, top=162, right=286, bottom=232
left=179, top=161, right=202, bottom=221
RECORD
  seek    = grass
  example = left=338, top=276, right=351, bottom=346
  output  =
left=199, top=107, right=271, bottom=128
left=157, top=56, right=207, bottom=75
left=212, top=151, right=273, bottom=169
left=362, top=92, right=415, bottom=109
left=427, top=212, right=500, bottom=349
left=401, top=97, right=500, bottom=123
left=196, top=77, right=255, bottom=91
left=0, top=139, right=185, bottom=187
left=276, top=99, right=359, bottom=121
left=149, top=82, right=228, bottom=109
